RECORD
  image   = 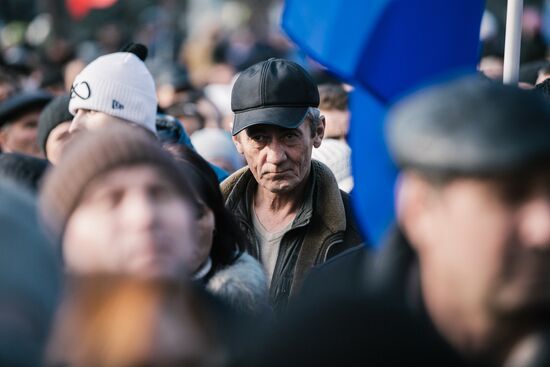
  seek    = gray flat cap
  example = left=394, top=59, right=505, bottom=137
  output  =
left=386, top=76, right=550, bottom=175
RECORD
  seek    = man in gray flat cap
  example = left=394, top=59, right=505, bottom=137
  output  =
left=383, top=76, right=550, bottom=365
left=252, top=76, right=550, bottom=367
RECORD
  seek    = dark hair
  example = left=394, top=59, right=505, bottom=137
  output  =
left=318, top=83, right=348, bottom=111
left=164, top=144, right=246, bottom=267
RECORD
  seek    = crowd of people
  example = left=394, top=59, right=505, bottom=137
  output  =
left=2, top=3, right=550, bottom=366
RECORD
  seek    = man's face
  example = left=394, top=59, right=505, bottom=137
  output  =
left=70, top=109, right=129, bottom=133
left=45, top=121, right=71, bottom=165
left=399, top=169, right=550, bottom=351
left=63, top=165, right=199, bottom=279
left=232, top=118, right=324, bottom=194
left=0, top=110, right=42, bottom=157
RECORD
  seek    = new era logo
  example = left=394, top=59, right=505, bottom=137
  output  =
left=112, top=100, right=124, bottom=110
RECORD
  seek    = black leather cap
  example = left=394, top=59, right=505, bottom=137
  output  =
left=231, top=58, right=319, bottom=135
left=386, top=76, right=550, bottom=175
left=0, top=90, right=52, bottom=127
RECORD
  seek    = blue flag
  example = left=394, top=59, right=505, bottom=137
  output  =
left=283, top=0, right=484, bottom=246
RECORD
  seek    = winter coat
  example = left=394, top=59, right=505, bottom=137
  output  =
left=294, top=228, right=550, bottom=367
left=232, top=228, right=468, bottom=367
left=221, top=160, right=363, bottom=312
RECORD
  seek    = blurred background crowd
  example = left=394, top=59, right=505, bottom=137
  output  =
left=3, top=0, right=550, bottom=366
left=2, top=0, right=550, bottom=176
left=0, top=0, right=331, bottom=164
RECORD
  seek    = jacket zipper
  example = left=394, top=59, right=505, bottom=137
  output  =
left=271, top=222, right=309, bottom=299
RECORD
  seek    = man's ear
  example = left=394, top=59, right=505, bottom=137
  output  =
left=232, top=133, right=244, bottom=155
left=396, top=172, right=435, bottom=251
left=313, top=115, right=325, bottom=148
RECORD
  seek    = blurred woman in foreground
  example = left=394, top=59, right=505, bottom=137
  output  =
left=165, top=143, right=269, bottom=317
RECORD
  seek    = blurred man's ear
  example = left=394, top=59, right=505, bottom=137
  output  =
left=232, top=134, right=244, bottom=155
left=313, top=115, right=325, bottom=148
left=396, top=172, right=435, bottom=251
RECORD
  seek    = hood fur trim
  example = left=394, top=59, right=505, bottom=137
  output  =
left=207, top=252, right=270, bottom=316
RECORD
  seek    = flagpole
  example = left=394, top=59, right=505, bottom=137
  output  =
left=503, top=0, right=524, bottom=85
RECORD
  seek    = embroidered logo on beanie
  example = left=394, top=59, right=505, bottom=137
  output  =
left=112, top=100, right=124, bottom=110
left=69, top=43, right=157, bottom=134
left=70, top=81, right=91, bottom=100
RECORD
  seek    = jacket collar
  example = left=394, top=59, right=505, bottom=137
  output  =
left=222, top=161, right=348, bottom=295
left=309, top=160, right=347, bottom=234
left=221, top=160, right=346, bottom=234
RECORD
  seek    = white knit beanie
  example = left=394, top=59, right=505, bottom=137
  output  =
left=69, top=47, right=158, bottom=134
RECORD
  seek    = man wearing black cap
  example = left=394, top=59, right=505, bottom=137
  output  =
left=221, top=58, right=362, bottom=312
left=0, top=91, right=52, bottom=157
left=254, top=76, right=550, bottom=366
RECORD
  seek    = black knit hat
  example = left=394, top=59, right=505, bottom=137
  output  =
left=37, top=95, right=73, bottom=156
left=386, top=76, right=550, bottom=175
left=39, top=124, right=202, bottom=242
left=231, top=58, right=319, bottom=135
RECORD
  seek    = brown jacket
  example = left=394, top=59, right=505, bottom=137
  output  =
left=221, top=160, right=363, bottom=312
